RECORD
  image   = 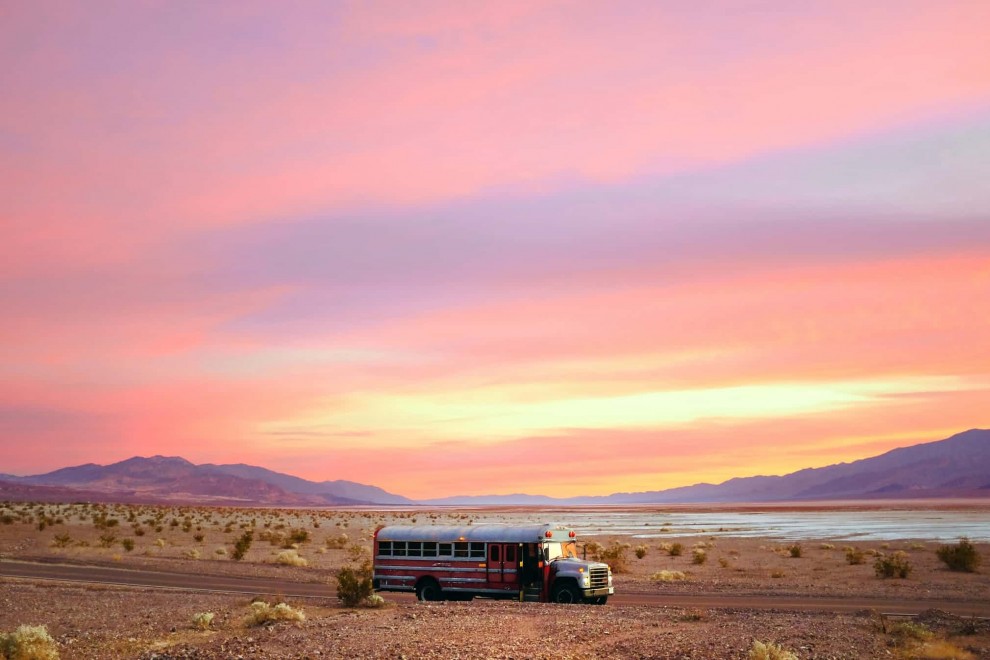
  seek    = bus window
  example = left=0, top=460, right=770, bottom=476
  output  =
left=423, top=542, right=438, bottom=557
left=378, top=541, right=392, bottom=556
left=439, top=543, right=452, bottom=557
left=454, top=542, right=469, bottom=557
left=470, top=543, right=485, bottom=558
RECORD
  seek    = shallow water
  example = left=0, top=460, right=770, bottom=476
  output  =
left=455, top=505, right=990, bottom=542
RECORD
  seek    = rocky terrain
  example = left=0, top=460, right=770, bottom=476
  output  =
left=1, top=502, right=988, bottom=658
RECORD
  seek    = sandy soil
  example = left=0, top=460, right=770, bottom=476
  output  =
left=1, top=502, right=988, bottom=659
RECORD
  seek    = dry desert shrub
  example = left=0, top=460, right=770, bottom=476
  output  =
left=748, top=639, right=797, bottom=660
left=845, top=547, right=866, bottom=565
left=650, top=570, right=686, bottom=582
left=275, top=549, right=308, bottom=567
left=0, top=624, right=59, bottom=660
left=50, top=534, right=72, bottom=549
left=247, top=602, right=305, bottom=626
left=936, top=538, right=982, bottom=573
left=910, top=640, right=975, bottom=659
left=191, top=612, right=214, bottom=630
left=874, top=551, right=912, bottom=579
left=635, top=545, right=648, bottom=559
left=691, top=548, right=707, bottom=565
left=820, top=543, right=835, bottom=550
left=668, top=543, right=684, bottom=557
left=325, top=533, right=349, bottom=549
left=593, top=543, right=631, bottom=574
left=336, top=560, right=374, bottom=607
left=231, top=531, right=253, bottom=561
left=788, top=545, right=802, bottom=558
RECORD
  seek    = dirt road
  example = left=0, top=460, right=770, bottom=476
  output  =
left=2, top=558, right=986, bottom=617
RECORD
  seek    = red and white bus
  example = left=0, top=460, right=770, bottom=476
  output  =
left=373, top=524, right=613, bottom=604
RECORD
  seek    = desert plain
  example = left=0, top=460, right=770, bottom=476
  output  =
left=1, top=501, right=988, bottom=659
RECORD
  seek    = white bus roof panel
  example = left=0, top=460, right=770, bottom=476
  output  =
left=376, top=524, right=574, bottom=543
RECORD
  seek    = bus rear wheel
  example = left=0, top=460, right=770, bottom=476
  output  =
left=416, top=579, right=442, bottom=602
left=550, top=582, right=581, bottom=604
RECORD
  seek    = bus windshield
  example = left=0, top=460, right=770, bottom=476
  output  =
left=543, top=540, right=578, bottom=560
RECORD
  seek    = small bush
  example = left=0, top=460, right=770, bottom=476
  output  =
left=155, top=538, right=166, bottom=548
left=336, top=560, right=374, bottom=607
left=874, top=551, right=912, bottom=579
left=193, top=534, right=204, bottom=543
left=365, top=594, right=387, bottom=608
left=191, top=612, right=214, bottom=630
left=635, top=545, right=648, bottom=559
left=594, top=542, right=631, bottom=574
left=691, top=548, right=707, bottom=565
left=936, top=538, right=982, bottom=573
left=889, top=621, right=933, bottom=641
left=184, top=549, right=201, bottom=560
left=98, top=533, right=117, bottom=548
left=121, top=539, right=135, bottom=552
left=325, top=534, right=349, bottom=550
left=0, top=624, right=60, bottom=660
left=718, top=557, right=730, bottom=568
left=51, top=534, right=72, bottom=549
left=820, top=543, right=835, bottom=550
left=845, top=547, right=866, bottom=565
left=287, top=528, right=310, bottom=545
left=247, top=601, right=305, bottom=626
left=275, top=549, right=308, bottom=567
left=650, top=570, right=686, bottom=582
left=749, top=639, right=797, bottom=660
left=788, top=545, right=802, bottom=558
left=232, top=531, right=253, bottom=561
left=668, top=543, right=683, bottom=557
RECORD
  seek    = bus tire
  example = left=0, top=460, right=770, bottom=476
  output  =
left=550, top=581, right=581, bottom=604
left=416, top=578, right=442, bottom=602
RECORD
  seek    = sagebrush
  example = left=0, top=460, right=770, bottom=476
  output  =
left=0, top=624, right=60, bottom=660
left=936, top=538, right=981, bottom=573
left=247, top=601, right=305, bottom=626
left=748, top=639, right=797, bottom=660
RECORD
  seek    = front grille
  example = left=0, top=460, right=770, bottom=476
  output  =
left=589, top=566, right=609, bottom=589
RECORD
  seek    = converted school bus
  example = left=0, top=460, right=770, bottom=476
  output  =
left=373, top=524, right=614, bottom=604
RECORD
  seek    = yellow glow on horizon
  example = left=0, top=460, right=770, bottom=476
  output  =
left=261, top=374, right=982, bottom=448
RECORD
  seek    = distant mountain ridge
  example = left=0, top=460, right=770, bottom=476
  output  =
left=1, top=455, right=412, bottom=506
left=0, top=429, right=986, bottom=506
left=421, top=428, right=990, bottom=505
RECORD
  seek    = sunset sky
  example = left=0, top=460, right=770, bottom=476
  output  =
left=2, top=1, right=989, bottom=499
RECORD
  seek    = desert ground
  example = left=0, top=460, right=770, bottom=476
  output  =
left=1, top=501, right=988, bottom=659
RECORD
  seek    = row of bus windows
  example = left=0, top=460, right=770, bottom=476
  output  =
left=377, top=541, right=486, bottom=558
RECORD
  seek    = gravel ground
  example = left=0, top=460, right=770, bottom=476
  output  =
left=2, top=503, right=988, bottom=658
left=3, top=579, right=989, bottom=659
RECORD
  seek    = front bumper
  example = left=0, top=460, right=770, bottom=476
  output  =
left=582, top=586, right=614, bottom=598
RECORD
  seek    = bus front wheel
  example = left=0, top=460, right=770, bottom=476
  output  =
left=416, top=579, right=442, bottom=602
left=550, top=582, right=581, bottom=604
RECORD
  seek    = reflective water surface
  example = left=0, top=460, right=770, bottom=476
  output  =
left=446, top=502, right=990, bottom=542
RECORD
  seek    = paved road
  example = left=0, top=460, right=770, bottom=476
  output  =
left=2, top=559, right=986, bottom=617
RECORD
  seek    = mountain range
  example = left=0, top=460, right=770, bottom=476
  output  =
left=1, top=429, right=987, bottom=506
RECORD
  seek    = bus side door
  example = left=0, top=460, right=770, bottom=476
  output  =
left=487, top=544, right=519, bottom=586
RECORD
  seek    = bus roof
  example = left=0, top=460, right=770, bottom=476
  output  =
left=375, top=524, right=575, bottom=543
